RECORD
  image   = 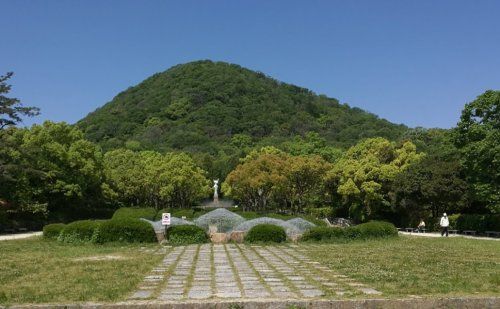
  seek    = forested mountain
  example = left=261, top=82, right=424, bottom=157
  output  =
left=78, top=60, right=406, bottom=153
left=76, top=60, right=408, bottom=179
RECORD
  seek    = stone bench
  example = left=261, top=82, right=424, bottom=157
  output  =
left=485, top=231, right=500, bottom=238
left=462, top=230, right=476, bottom=236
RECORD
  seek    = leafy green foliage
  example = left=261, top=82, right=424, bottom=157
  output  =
left=42, top=223, right=65, bottom=239
left=167, top=225, right=208, bottom=245
left=103, top=149, right=210, bottom=208
left=0, top=122, right=105, bottom=221
left=245, top=224, right=287, bottom=243
left=326, top=137, right=423, bottom=222
left=58, top=220, right=102, bottom=243
left=77, top=61, right=407, bottom=178
left=97, top=218, right=156, bottom=243
left=111, top=207, right=157, bottom=221
left=453, top=90, right=500, bottom=213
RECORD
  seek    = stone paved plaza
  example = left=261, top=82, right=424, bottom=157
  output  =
left=129, top=244, right=381, bottom=301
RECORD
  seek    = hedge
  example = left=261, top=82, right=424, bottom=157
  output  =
left=455, top=214, right=500, bottom=233
left=167, top=225, right=207, bottom=245
left=302, top=221, right=398, bottom=242
left=112, top=207, right=157, bottom=221
left=59, top=220, right=102, bottom=243
left=96, top=218, right=156, bottom=243
left=245, top=224, right=287, bottom=243
left=43, top=223, right=66, bottom=239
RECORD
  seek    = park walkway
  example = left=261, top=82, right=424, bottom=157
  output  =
left=0, top=231, right=42, bottom=241
left=399, top=231, right=500, bottom=241
left=129, top=244, right=381, bottom=301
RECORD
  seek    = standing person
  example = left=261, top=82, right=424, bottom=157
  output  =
left=440, top=213, right=449, bottom=237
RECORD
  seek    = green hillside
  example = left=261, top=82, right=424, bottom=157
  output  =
left=77, top=60, right=407, bottom=177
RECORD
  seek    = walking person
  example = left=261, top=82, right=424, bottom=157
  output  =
left=440, top=213, right=449, bottom=237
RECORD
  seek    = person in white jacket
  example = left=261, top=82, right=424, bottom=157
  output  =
left=440, top=213, right=449, bottom=237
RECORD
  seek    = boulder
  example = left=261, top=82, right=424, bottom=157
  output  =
left=230, top=231, right=246, bottom=243
left=210, top=232, right=229, bottom=244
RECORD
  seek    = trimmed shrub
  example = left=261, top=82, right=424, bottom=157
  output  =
left=167, top=225, right=208, bottom=245
left=97, top=218, right=156, bottom=243
left=43, top=223, right=65, bottom=239
left=59, top=220, right=102, bottom=243
left=301, top=226, right=346, bottom=242
left=112, top=207, right=156, bottom=221
left=245, top=224, right=287, bottom=243
left=356, top=221, right=398, bottom=238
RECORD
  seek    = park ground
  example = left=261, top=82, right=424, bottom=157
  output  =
left=0, top=236, right=498, bottom=306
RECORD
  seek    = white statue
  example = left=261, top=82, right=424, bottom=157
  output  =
left=213, top=179, right=219, bottom=202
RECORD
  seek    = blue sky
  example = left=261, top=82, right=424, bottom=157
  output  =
left=2, top=0, right=499, bottom=128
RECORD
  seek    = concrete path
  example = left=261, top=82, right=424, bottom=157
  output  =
left=0, top=231, right=42, bottom=241
left=399, top=231, right=500, bottom=241
left=129, top=244, right=381, bottom=301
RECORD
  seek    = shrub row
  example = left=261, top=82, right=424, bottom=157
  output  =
left=44, top=218, right=156, bottom=244
left=42, top=223, right=66, bottom=239
left=302, top=221, right=398, bottom=242
left=454, top=214, right=500, bottom=232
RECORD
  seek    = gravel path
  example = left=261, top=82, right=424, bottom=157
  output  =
left=0, top=231, right=42, bottom=241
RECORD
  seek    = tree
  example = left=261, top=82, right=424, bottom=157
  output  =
left=393, top=155, right=469, bottom=225
left=103, top=149, right=210, bottom=208
left=0, top=72, right=39, bottom=129
left=454, top=90, right=499, bottom=213
left=0, top=122, right=105, bottom=220
left=326, top=137, right=423, bottom=222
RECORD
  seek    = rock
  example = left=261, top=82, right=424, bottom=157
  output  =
left=155, top=231, right=165, bottom=243
left=210, top=232, right=229, bottom=244
left=230, top=231, right=246, bottom=243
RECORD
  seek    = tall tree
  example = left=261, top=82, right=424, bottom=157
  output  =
left=326, top=138, right=423, bottom=222
left=0, top=72, right=39, bottom=130
left=453, top=90, right=500, bottom=213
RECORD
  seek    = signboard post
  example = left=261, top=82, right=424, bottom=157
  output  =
left=162, top=213, right=171, bottom=242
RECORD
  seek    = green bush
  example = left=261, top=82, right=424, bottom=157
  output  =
left=245, top=224, right=287, bottom=243
left=43, top=223, right=66, bottom=239
left=302, top=221, right=397, bottom=242
left=112, top=207, right=157, bottom=221
left=301, top=226, right=345, bottom=241
left=97, top=218, right=156, bottom=243
left=356, top=221, right=398, bottom=238
left=59, top=220, right=102, bottom=243
left=167, top=225, right=207, bottom=245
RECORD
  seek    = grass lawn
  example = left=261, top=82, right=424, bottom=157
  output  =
left=0, top=237, right=162, bottom=305
left=304, top=236, right=500, bottom=298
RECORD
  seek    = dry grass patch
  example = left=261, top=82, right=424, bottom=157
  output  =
left=0, top=237, right=162, bottom=305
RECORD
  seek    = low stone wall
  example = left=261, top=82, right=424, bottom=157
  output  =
left=3, top=297, right=499, bottom=309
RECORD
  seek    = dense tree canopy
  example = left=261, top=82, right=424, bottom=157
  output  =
left=103, top=149, right=210, bottom=209
left=325, top=138, right=423, bottom=222
left=224, top=150, right=330, bottom=213
left=0, top=122, right=105, bottom=222
left=453, top=90, right=499, bottom=213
